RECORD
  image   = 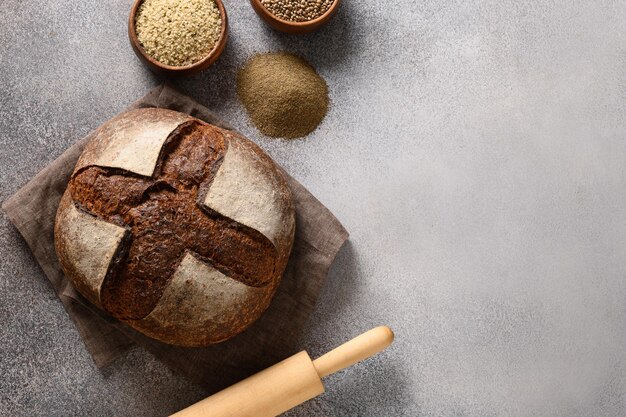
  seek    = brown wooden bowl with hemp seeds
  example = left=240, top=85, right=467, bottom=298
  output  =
left=129, top=0, right=228, bottom=76
left=250, top=0, right=340, bottom=34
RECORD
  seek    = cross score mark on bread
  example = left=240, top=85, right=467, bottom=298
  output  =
left=54, top=109, right=295, bottom=346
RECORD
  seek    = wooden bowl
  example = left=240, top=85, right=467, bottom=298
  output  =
left=128, top=0, right=228, bottom=76
left=249, top=0, right=340, bottom=34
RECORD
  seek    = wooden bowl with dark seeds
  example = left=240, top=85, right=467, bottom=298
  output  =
left=128, top=0, right=228, bottom=76
left=249, top=0, right=340, bottom=34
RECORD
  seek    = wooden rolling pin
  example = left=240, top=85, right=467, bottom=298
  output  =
left=170, top=326, right=394, bottom=417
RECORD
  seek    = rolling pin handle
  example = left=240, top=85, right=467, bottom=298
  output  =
left=312, top=326, right=394, bottom=379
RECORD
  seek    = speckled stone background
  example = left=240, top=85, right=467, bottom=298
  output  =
left=1, top=1, right=625, bottom=416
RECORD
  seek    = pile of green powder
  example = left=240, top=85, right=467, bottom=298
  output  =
left=237, top=53, right=329, bottom=139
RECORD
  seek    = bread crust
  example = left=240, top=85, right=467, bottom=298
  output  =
left=54, top=108, right=295, bottom=346
left=205, top=129, right=296, bottom=273
left=55, top=193, right=129, bottom=309
left=75, top=108, right=192, bottom=177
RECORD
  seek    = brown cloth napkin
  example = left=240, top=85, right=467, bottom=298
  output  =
left=2, top=85, right=348, bottom=391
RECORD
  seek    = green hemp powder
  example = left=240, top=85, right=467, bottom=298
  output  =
left=237, top=53, right=329, bottom=139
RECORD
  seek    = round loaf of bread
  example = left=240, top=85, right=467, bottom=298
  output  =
left=54, top=108, right=295, bottom=346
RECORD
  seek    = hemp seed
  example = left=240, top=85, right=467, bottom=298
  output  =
left=134, top=0, right=222, bottom=67
left=260, top=0, right=335, bottom=22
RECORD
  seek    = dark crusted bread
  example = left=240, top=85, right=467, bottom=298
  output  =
left=54, top=108, right=295, bottom=346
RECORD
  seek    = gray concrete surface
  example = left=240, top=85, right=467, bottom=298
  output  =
left=1, top=0, right=625, bottom=416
